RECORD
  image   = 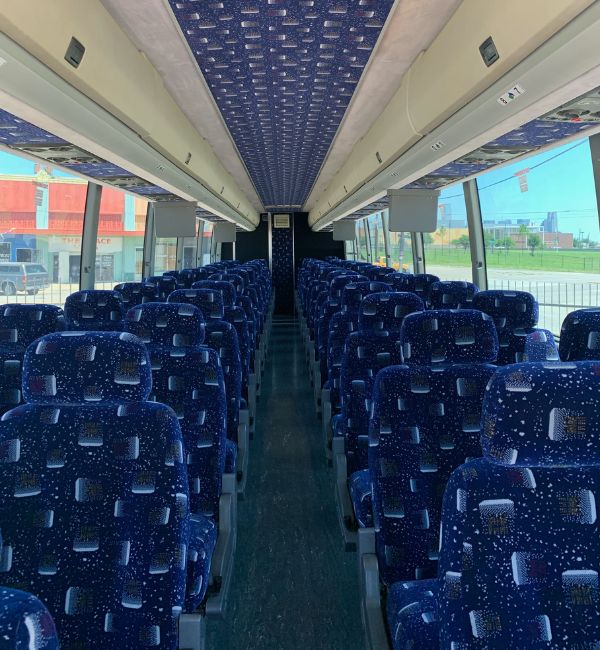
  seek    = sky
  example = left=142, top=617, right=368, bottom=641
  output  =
left=438, top=138, right=600, bottom=240
left=0, top=149, right=78, bottom=178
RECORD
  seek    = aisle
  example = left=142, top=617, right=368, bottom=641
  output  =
left=207, top=316, right=363, bottom=649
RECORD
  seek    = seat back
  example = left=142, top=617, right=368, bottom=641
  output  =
left=193, top=280, right=236, bottom=308
left=114, top=281, right=160, bottom=307
left=327, top=311, right=360, bottom=410
left=473, top=290, right=559, bottom=364
left=559, top=308, right=600, bottom=360
left=0, top=304, right=65, bottom=416
left=368, top=309, right=498, bottom=584
left=341, top=281, right=391, bottom=314
left=358, top=292, right=424, bottom=333
left=384, top=273, right=416, bottom=293
left=413, top=273, right=440, bottom=305
left=64, top=290, right=124, bottom=331
left=340, top=331, right=404, bottom=473
left=439, top=362, right=600, bottom=647
left=125, top=303, right=227, bottom=518
left=428, top=280, right=479, bottom=310
left=146, top=275, right=177, bottom=300
left=168, top=290, right=241, bottom=442
left=0, top=331, right=192, bottom=648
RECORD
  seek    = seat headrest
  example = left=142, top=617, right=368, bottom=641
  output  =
left=482, top=361, right=600, bottom=467
left=341, top=281, right=390, bottom=312
left=193, top=280, right=236, bottom=307
left=473, top=290, right=538, bottom=330
left=329, top=274, right=367, bottom=299
left=559, top=308, right=600, bottom=361
left=428, top=281, right=479, bottom=309
left=125, top=302, right=205, bottom=347
left=401, top=309, right=498, bottom=364
left=359, top=292, right=424, bottom=333
left=413, top=274, right=440, bottom=296
left=168, top=289, right=225, bottom=320
left=64, top=290, right=124, bottom=330
left=0, top=304, right=64, bottom=348
left=114, top=282, right=160, bottom=305
left=384, top=273, right=416, bottom=293
left=146, top=275, right=177, bottom=295
left=22, top=331, right=151, bottom=403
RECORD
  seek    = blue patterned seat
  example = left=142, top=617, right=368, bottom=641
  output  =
left=168, top=290, right=242, bottom=445
left=364, top=266, right=396, bottom=281
left=0, top=331, right=213, bottom=648
left=326, top=311, right=359, bottom=413
left=0, top=305, right=65, bottom=416
left=386, top=579, right=439, bottom=650
left=124, top=303, right=228, bottom=518
left=473, top=289, right=559, bottom=365
left=559, top=308, right=600, bottom=360
left=0, top=587, right=59, bottom=649
left=358, top=292, right=424, bottom=333
left=413, top=273, right=440, bottom=305
left=367, top=310, right=497, bottom=586
left=340, top=331, right=404, bottom=476
left=64, top=290, right=125, bottom=331
left=146, top=275, right=177, bottom=300
left=114, top=281, right=160, bottom=307
left=388, top=361, right=600, bottom=648
left=384, top=273, right=416, bottom=293
left=341, top=281, right=391, bottom=314
left=428, top=280, right=479, bottom=309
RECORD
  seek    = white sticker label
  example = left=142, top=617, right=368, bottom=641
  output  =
left=497, top=84, right=526, bottom=106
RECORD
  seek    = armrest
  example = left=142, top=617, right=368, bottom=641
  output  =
left=361, top=554, right=390, bottom=650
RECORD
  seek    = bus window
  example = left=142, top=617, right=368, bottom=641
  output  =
left=0, top=149, right=86, bottom=306
left=423, top=184, right=471, bottom=281
left=95, top=188, right=147, bottom=289
left=478, top=138, right=599, bottom=334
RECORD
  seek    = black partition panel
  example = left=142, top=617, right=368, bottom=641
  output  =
left=293, top=212, right=344, bottom=271
left=235, top=217, right=269, bottom=262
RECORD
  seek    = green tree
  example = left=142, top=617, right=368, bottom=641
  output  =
left=452, top=234, right=470, bottom=251
left=438, top=225, right=447, bottom=250
left=528, top=234, right=542, bottom=256
left=518, top=224, right=529, bottom=250
left=423, top=233, right=434, bottom=245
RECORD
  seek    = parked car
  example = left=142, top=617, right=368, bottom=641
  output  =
left=0, top=262, right=49, bottom=295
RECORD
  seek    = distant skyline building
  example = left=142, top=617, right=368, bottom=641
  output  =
left=541, top=211, right=559, bottom=233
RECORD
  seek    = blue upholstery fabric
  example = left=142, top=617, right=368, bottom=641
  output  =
left=364, top=266, right=396, bottom=281
left=22, top=331, right=152, bottom=403
left=0, top=305, right=65, bottom=417
left=327, top=311, right=359, bottom=411
left=0, top=332, right=202, bottom=648
left=349, top=469, right=373, bottom=528
left=370, top=362, right=495, bottom=585
left=0, top=587, right=59, bottom=649
left=171, top=289, right=225, bottom=321
left=413, top=274, right=440, bottom=305
left=384, top=273, right=416, bottom=293
left=193, top=281, right=236, bottom=308
left=224, top=438, right=237, bottom=475
left=358, top=292, right=424, bottom=333
left=559, top=308, right=600, bottom=360
left=401, top=309, right=498, bottom=365
left=473, top=291, right=558, bottom=365
left=146, top=275, right=177, bottom=300
left=64, top=290, right=125, bottom=331
left=389, top=361, right=600, bottom=648
left=0, top=305, right=65, bottom=351
left=428, top=281, right=479, bottom=310
left=125, top=302, right=205, bottom=347
left=124, top=304, right=227, bottom=519
left=472, top=289, right=539, bottom=329
left=114, top=282, right=160, bottom=307
left=341, top=281, right=390, bottom=313
left=387, top=580, right=439, bottom=650
left=340, top=331, right=403, bottom=474
left=167, top=291, right=242, bottom=443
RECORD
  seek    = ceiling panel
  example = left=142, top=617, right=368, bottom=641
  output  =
left=168, top=0, right=395, bottom=208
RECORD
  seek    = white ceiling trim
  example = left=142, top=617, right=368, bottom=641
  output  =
left=100, top=0, right=263, bottom=213
left=303, top=0, right=462, bottom=212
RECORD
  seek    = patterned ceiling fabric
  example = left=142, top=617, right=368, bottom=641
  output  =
left=168, top=0, right=396, bottom=207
